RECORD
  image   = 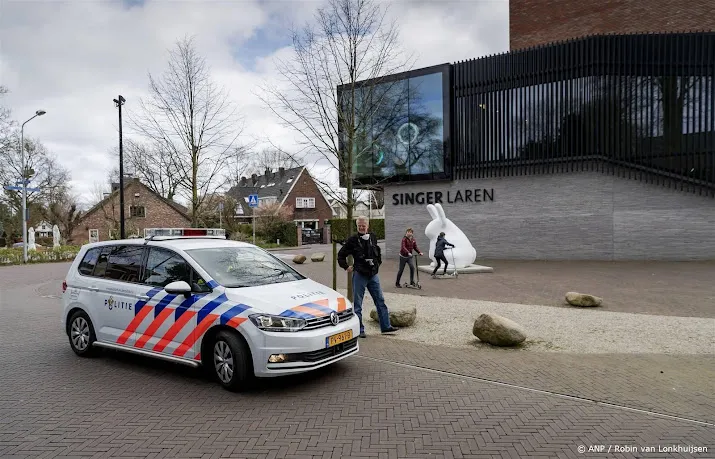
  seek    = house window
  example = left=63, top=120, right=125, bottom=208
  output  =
left=259, top=197, right=277, bottom=206
left=296, top=197, right=315, bottom=209
left=130, top=205, right=146, bottom=218
left=235, top=204, right=244, bottom=215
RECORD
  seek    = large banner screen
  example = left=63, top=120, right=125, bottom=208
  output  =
left=339, top=65, right=451, bottom=187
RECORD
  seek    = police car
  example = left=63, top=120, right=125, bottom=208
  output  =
left=61, top=228, right=359, bottom=391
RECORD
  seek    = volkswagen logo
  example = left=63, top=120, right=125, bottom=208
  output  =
left=330, top=311, right=339, bottom=326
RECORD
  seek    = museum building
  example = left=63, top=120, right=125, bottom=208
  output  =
left=341, top=4, right=715, bottom=261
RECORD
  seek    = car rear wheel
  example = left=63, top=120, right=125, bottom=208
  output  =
left=212, top=330, right=253, bottom=392
left=68, top=311, right=98, bottom=357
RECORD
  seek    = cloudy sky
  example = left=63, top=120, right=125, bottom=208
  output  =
left=0, top=0, right=508, bottom=208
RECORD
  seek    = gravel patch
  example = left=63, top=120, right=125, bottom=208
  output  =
left=340, top=290, right=715, bottom=355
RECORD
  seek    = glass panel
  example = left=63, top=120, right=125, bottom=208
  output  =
left=103, top=245, right=145, bottom=283
left=142, top=247, right=191, bottom=288
left=407, top=72, right=445, bottom=175
left=185, top=247, right=305, bottom=288
left=78, top=248, right=101, bottom=276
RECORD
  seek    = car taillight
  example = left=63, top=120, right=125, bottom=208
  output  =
left=62, top=281, right=67, bottom=293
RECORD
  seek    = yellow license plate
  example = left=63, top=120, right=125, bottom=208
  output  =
left=326, top=330, right=353, bottom=348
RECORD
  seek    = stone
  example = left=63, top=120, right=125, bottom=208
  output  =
left=292, top=254, right=307, bottom=264
left=472, top=313, right=526, bottom=347
left=565, top=291, right=603, bottom=307
left=369, top=307, right=417, bottom=327
left=311, top=252, right=325, bottom=262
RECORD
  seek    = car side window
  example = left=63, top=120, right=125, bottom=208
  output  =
left=103, top=245, right=145, bottom=283
left=93, top=247, right=111, bottom=278
left=78, top=248, right=101, bottom=276
left=142, top=247, right=192, bottom=288
left=191, top=269, right=212, bottom=293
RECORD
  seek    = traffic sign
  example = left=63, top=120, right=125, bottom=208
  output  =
left=4, top=185, right=40, bottom=192
left=248, top=194, right=259, bottom=208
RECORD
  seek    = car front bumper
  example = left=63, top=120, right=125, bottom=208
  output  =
left=245, top=314, right=360, bottom=377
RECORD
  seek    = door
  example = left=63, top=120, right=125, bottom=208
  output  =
left=133, top=247, right=211, bottom=359
left=89, top=245, right=147, bottom=345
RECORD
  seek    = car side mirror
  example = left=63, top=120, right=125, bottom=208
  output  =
left=164, top=280, right=192, bottom=297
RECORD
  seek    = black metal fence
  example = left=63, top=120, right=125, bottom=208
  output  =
left=453, top=32, right=715, bottom=196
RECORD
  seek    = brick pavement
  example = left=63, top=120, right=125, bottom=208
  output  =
left=1, top=263, right=713, bottom=458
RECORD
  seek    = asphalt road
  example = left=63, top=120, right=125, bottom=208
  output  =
left=0, top=262, right=713, bottom=458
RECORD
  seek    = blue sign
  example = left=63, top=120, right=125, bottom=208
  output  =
left=248, top=194, right=259, bottom=208
left=4, top=185, right=40, bottom=192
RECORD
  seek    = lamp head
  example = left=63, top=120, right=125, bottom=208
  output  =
left=36, top=110, right=46, bottom=116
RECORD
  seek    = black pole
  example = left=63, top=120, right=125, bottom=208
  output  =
left=114, top=95, right=126, bottom=239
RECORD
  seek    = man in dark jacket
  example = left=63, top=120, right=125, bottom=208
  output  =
left=338, top=216, right=398, bottom=338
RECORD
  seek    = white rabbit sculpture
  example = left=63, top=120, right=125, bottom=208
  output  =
left=424, top=203, right=477, bottom=269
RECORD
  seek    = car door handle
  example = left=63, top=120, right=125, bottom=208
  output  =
left=88, top=287, right=99, bottom=292
left=136, top=295, right=150, bottom=300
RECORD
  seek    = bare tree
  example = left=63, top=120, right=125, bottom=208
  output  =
left=128, top=36, right=245, bottom=224
left=252, top=147, right=301, bottom=174
left=257, top=0, right=413, bottom=295
left=258, top=0, right=413, bottom=229
left=0, top=86, right=14, bottom=155
left=113, top=138, right=181, bottom=200
left=0, top=137, right=71, bottom=217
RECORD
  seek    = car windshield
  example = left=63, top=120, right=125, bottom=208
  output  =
left=184, top=246, right=305, bottom=288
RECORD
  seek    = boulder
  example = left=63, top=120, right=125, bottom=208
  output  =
left=472, top=313, right=526, bottom=347
left=369, top=307, right=417, bottom=327
left=292, top=254, right=307, bottom=264
left=311, top=252, right=325, bottom=262
left=565, top=291, right=603, bottom=307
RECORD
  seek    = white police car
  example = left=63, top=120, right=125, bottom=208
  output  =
left=61, top=228, right=359, bottom=391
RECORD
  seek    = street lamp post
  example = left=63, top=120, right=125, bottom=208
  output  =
left=20, top=110, right=46, bottom=264
left=113, top=95, right=126, bottom=240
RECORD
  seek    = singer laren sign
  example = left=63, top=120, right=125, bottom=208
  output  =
left=391, top=189, right=494, bottom=206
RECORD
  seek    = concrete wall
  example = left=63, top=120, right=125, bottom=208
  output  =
left=384, top=172, right=715, bottom=261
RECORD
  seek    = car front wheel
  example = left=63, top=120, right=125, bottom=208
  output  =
left=212, top=330, right=253, bottom=392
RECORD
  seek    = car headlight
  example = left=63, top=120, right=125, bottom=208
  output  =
left=249, top=314, right=306, bottom=332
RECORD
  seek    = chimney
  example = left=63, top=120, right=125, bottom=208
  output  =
left=240, top=176, right=246, bottom=186
left=251, top=173, right=258, bottom=185
left=279, top=167, right=285, bottom=177
left=264, top=167, right=271, bottom=178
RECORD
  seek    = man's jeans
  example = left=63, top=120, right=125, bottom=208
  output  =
left=352, top=272, right=391, bottom=333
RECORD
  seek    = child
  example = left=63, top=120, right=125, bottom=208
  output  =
left=431, top=232, right=455, bottom=277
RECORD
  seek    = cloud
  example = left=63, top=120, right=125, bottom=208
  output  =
left=0, top=0, right=508, bottom=207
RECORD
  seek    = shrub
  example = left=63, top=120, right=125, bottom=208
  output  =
left=273, top=222, right=298, bottom=246
left=0, top=245, right=81, bottom=265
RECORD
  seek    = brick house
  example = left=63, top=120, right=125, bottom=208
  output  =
left=70, top=178, right=191, bottom=245
left=227, top=166, right=333, bottom=231
left=509, top=0, right=714, bottom=50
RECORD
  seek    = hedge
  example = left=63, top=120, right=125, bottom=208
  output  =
left=0, top=246, right=81, bottom=265
left=328, top=218, right=385, bottom=241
